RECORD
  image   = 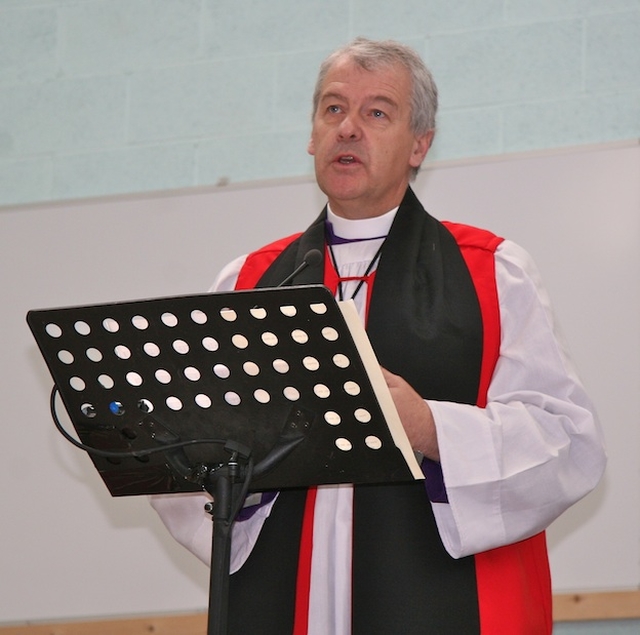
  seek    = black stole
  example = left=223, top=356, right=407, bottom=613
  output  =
left=228, top=187, right=484, bottom=634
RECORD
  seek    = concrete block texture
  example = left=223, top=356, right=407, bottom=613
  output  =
left=0, top=0, right=638, bottom=206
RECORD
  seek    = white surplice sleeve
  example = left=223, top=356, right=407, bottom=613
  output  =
left=428, top=239, right=607, bottom=558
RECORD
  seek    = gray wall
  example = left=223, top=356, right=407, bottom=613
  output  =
left=1, top=141, right=638, bottom=631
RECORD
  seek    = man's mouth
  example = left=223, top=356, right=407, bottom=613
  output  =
left=338, top=155, right=356, bottom=164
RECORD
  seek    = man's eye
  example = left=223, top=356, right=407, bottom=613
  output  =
left=372, top=110, right=386, bottom=118
left=327, top=105, right=341, bottom=114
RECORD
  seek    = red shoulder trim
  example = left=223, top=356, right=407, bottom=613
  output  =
left=442, top=221, right=503, bottom=253
left=235, top=233, right=303, bottom=290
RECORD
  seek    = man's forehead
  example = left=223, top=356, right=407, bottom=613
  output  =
left=318, top=58, right=409, bottom=101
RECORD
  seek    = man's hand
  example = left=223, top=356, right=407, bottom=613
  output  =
left=381, top=367, right=440, bottom=462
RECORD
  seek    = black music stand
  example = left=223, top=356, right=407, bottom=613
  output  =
left=27, top=285, right=422, bottom=635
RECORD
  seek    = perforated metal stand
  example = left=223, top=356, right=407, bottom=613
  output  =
left=28, top=285, right=419, bottom=634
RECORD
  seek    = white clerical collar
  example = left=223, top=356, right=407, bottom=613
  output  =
left=326, top=205, right=398, bottom=242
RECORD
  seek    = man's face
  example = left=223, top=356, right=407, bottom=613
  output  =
left=308, top=57, right=432, bottom=219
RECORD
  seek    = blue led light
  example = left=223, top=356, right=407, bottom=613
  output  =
left=109, top=401, right=124, bottom=415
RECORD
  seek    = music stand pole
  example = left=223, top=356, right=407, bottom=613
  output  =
left=201, top=420, right=309, bottom=635
left=203, top=460, right=241, bottom=635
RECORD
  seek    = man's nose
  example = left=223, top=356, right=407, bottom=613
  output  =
left=337, top=114, right=361, bottom=141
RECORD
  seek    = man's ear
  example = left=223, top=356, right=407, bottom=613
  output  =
left=307, top=136, right=316, bottom=156
left=410, top=130, right=435, bottom=168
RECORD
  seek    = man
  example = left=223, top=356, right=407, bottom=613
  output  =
left=152, top=38, right=606, bottom=634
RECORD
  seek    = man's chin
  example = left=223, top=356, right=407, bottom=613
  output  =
left=317, top=174, right=367, bottom=201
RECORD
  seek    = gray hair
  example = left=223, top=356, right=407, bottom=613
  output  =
left=311, top=37, right=438, bottom=136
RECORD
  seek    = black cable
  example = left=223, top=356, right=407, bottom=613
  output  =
left=229, top=457, right=255, bottom=522
left=49, top=385, right=230, bottom=460
left=50, top=385, right=257, bottom=513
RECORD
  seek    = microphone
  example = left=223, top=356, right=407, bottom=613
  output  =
left=276, top=248, right=323, bottom=287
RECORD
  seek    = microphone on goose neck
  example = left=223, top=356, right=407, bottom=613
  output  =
left=276, top=249, right=323, bottom=287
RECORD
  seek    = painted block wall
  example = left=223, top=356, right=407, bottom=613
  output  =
left=0, top=0, right=639, bottom=207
